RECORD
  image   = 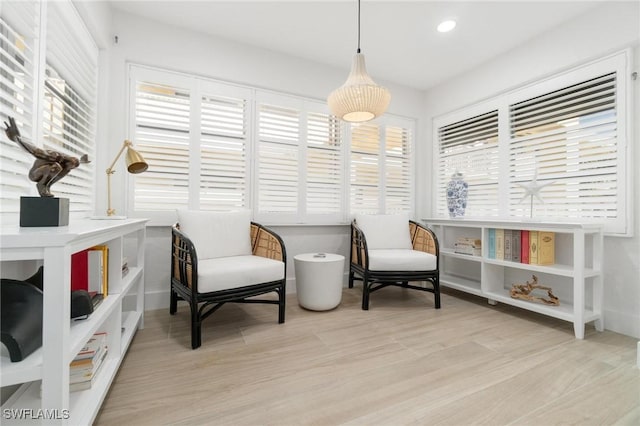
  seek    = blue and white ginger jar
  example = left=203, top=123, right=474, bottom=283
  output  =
left=446, top=172, right=468, bottom=218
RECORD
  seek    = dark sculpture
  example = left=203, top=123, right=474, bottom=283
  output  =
left=1, top=278, right=43, bottom=362
left=4, top=116, right=90, bottom=197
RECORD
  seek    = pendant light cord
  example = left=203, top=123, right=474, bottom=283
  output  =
left=357, top=0, right=361, bottom=53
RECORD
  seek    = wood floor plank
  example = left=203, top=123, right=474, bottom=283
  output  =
left=96, top=288, right=639, bottom=426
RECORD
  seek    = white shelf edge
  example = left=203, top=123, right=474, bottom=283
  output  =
left=484, top=258, right=575, bottom=277
left=440, top=249, right=483, bottom=262
left=483, top=289, right=599, bottom=323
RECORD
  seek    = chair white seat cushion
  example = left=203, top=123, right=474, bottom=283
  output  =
left=368, top=249, right=437, bottom=272
left=197, top=255, right=285, bottom=293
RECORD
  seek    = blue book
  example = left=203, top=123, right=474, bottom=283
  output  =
left=488, top=229, right=496, bottom=259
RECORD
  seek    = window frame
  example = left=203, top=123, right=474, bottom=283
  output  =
left=126, top=64, right=416, bottom=226
left=432, top=50, right=632, bottom=236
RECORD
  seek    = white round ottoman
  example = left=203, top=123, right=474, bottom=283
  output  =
left=294, top=253, right=345, bottom=311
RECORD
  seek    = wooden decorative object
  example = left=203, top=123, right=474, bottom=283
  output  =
left=510, top=275, right=559, bottom=306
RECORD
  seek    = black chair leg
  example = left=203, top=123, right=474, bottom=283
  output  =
left=278, top=285, right=286, bottom=324
left=361, top=278, right=370, bottom=310
left=348, top=270, right=354, bottom=288
left=169, top=288, right=178, bottom=314
left=434, top=278, right=441, bottom=309
left=190, top=304, right=201, bottom=349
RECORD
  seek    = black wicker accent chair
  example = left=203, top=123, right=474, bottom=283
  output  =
left=170, top=211, right=286, bottom=349
left=349, top=215, right=440, bottom=310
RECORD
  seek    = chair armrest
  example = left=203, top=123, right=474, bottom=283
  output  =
left=350, top=220, right=369, bottom=269
left=171, top=223, right=197, bottom=291
left=409, top=221, right=439, bottom=257
left=251, top=222, right=286, bottom=263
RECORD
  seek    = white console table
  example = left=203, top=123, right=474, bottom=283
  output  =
left=423, top=218, right=603, bottom=339
left=1, top=218, right=147, bottom=425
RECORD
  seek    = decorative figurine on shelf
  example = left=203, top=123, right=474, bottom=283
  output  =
left=446, top=171, right=468, bottom=218
left=510, top=275, right=560, bottom=306
left=4, top=116, right=90, bottom=197
left=516, top=166, right=556, bottom=218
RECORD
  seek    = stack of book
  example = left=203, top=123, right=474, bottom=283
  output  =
left=487, top=228, right=555, bottom=265
left=454, top=237, right=482, bottom=256
left=121, top=257, right=129, bottom=278
left=70, top=332, right=108, bottom=392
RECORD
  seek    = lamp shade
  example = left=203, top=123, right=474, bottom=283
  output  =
left=328, top=53, right=391, bottom=123
left=125, top=147, right=148, bottom=174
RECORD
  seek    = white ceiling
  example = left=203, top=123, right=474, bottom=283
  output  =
left=108, top=0, right=605, bottom=91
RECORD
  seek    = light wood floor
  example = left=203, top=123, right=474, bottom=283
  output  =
left=96, top=287, right=639, bottom=425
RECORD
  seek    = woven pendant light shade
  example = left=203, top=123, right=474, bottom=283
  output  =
left=328, top=53, right=391, bottom=122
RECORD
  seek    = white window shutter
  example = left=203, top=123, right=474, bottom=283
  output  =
left=305, top=108, right=343, bottom=219
left=257, top=102, right=300, bottom=217
left=509, top=73, right=620, bottom=223
left=436, top=111, right=500, bottom=218
left=43, top=1, right=97, bottom=211
left=384, top=123, right=412, bottom=214
left=199, top=93, right=249, bottom=210
left=350, top=122, right=381, bottom=214
left=132, top=80, right=191, bottom=211
left=0, top=1, right=39, bottom=212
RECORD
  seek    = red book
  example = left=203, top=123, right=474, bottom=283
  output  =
left=71, top=249, right=89, bottom=291
left=520, top=230, right=530, bottom=264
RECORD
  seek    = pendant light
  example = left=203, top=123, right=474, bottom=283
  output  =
left=328, top=0, right=391, bottom=123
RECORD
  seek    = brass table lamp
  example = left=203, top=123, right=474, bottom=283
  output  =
left=106, top=140, right=148, bottom=217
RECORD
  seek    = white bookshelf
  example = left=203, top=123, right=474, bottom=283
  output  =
left=1, top=218, right=147, bottom=425
left=423, top=218, right=603, bottom=339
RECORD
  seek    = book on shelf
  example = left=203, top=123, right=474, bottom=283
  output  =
left=538, top=231, right=555, bottom=265
left=503, top=229, right=512, bottom=261
left=88, top=245, right=109, bottom=297
left=521, top=230, right=530, bottom=264
left=512, top=230, right=521, bottom=263
left=495, top=229, right=505, bottom=260
left=71, top=249, right=90, bottom=291
left=529, top=230, right=539, bottom=264
left=73, top=331, right=107, bottom=361
left=454, top=237, right=482, bottom=256
left=70, top=332, right=108, bottom=392
left=122, top=256, right=129, bottom=278
left=70, top=348, right=108, bottom=392
left=488, top=229, right=496, bottom=259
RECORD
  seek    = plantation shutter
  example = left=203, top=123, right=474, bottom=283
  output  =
left=256, top=102, right=300, bottom=217
left=199, top=90, right=249, bottom=210
left=350, top=122, right=381, bottom=214
left=0, top=1, right=39, bottom=212
left=509, top=73, right=620, bottom=223
left=306, top=109, right=343, bottom=218
left=43, top=1, right=97, bottom=211
left=436, top=111, right=499, bottom=217
left=133, top=80, right=191, bottom=210
left=384, top=122, right=412, bottom=213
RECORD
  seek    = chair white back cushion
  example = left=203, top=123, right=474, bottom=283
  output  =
left=354, top=213, right=413, bottom=250
left=177, top=210, right=253, bottom=260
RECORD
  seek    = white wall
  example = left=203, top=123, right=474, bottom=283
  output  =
left=420, top=1, right=640, bottom=338
left=106, top=10, right=424, bottom=309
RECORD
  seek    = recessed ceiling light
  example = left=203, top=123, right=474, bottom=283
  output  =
left=437, top=20, right=456, bottom=33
